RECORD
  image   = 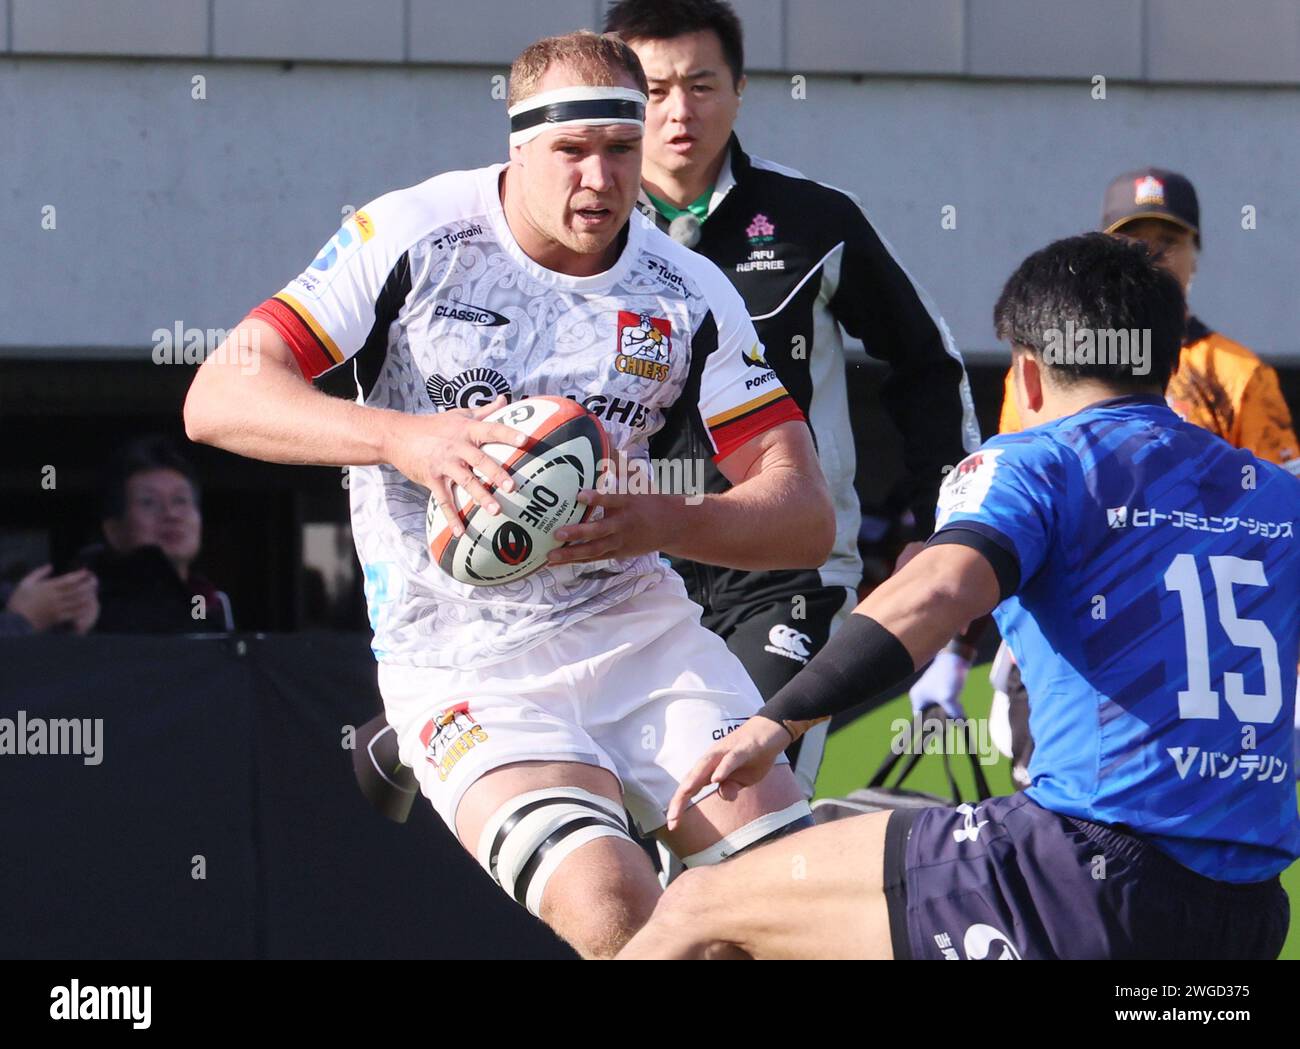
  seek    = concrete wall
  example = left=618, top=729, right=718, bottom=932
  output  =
left=3, top=1, right=1298, bottom=363
left=5, top=0, right=1300, bottom=83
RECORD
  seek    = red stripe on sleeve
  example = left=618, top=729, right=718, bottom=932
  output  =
left=249, top=298, right=335, bottom=380
left=710, top=397, right=806, bottom=463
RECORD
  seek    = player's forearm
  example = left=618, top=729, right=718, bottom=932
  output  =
left=183, top=321, right=397, bottom=468
left=657, top=464, right=834, bottom=570
left=759, top=545, right=999, bottom=737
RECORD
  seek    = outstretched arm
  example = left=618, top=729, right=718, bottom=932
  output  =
left=666, top=540, right=1001, bottom=827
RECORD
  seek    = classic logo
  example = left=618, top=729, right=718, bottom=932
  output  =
left=1107, top=506, right=1128, bottom=529
left=419, top=702, right=490, bottom=783
left=711, top=716, right=749, bottom=741
left=431, top=223, right=483, bottom=250
left=492, top=521, right=534, bottom=566
left=764, top=624, right=812, bottom=663
left=746, top=212, right=775, bottom=245
left=615, top=311, right=672, bottom=383
left=426, top=367, right=512, bottom=410
left=433, top=301, right=509, bottom=327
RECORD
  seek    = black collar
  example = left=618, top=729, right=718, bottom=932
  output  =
left=727, top=133, right=753, bottom=181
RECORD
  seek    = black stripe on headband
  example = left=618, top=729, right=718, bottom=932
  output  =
left=510, top=98, right=645, bottom=134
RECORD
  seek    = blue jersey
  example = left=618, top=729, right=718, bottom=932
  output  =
left=934, top=394, right=1300, bottom=882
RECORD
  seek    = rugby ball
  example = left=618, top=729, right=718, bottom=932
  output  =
left=426, top=396, right=609, bottom=586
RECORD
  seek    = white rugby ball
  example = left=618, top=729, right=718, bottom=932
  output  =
left=426, top=396, right=609, bottom=586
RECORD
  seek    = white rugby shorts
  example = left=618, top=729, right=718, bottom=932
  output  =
left=378, top=574, right=786, bottom=836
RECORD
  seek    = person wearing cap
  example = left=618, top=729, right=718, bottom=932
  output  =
left=185, top=29, right=834, bottom=958
left=1000, top=167, right=1300, bottom=470
left=603, top=0, right=980, bottom=802
left=990, top=168, right=1300, bottom=788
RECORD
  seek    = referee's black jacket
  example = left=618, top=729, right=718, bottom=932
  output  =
left=642, top=135, right=979, bottom=612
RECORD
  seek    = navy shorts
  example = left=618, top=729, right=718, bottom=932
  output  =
left=883, top=792, right=1289, bottom=960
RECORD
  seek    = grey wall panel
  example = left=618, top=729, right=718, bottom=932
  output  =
left=409, top=0, right=596, bottom=65
left=1147, top=0, right=1300, bottom=84
left=726, top=0, right=784, bottom=72
left=968, top=0, right=1142, bottom=80
left=786, top=0, right=963, bottom=75
left=11, top=0, right=208, bottom=57
left=212, top=0, right=405, bottom=64
left=3, top=60, right=1298, bottom=362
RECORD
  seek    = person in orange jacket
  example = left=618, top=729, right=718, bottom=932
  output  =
left=1000, top=167, right=1300, bottom=473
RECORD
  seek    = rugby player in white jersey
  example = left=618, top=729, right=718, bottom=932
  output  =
left=183, top=31, right=833, bottom=958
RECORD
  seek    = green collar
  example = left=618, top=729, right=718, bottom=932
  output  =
left=645, top=185, right=714, bottom=225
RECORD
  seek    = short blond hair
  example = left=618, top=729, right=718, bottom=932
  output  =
left=507, top=30, right=648, bottom=109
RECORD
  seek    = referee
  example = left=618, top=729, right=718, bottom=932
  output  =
left=604, top=0, right=978, bottom=796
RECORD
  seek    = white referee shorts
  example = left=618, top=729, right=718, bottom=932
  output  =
left=377, top=574, right=786, bottom=838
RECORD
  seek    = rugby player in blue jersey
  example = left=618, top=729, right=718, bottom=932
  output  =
left=619, top=233, right=1299, bottom=960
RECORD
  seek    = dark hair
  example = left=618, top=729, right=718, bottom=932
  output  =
left=603, top=0, right=745, bottom=86
left=102, top=435, right=201, bottom=520
left=993, top=233, right=1184, bottom=393
left=507, top=30, right=648, bottom=108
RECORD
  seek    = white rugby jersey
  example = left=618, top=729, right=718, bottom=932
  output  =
left=252, top=164, right=803, bottom=668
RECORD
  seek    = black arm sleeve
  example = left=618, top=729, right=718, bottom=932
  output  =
left=926, top=526, right=1020, bottom=602
left=758, top=613, right=914, bottom=725
left=828, top=198, right=975, bottom=534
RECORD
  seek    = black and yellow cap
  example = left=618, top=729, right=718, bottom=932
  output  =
left=1102, top=167, right=1201, bottom=248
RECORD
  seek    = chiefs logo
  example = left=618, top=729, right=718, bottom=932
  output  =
left=419, top=702, right=490, bottom=782
left=615, top=311, right=672, bottom=383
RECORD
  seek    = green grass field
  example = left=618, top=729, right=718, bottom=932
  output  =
left=812, top=664, right=1300, bottom=960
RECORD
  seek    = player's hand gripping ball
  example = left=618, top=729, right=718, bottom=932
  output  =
left=426, top=396, right=609, bottom=586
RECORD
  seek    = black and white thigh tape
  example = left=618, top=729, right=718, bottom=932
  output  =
left=475, top=787, right=633, bottom=917
left=680, top=800, right=814, bottom=868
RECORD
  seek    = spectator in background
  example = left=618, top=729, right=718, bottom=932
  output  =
left=0, top=564, right=98, bottom=635
left=78, top=436, right=233, bottom=633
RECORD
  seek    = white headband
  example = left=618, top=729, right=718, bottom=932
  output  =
left=507, top=85, right=647, bottom=147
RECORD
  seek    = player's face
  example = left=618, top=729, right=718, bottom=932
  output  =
left=104, top=468, right=202, bottom=573
left=630, top=30, right=744, bottom=180
left=518, top=124, right=643, bottom=256
left=511, top=66, right=643, bottom=260
left=1112, top=219, right=1197, bottom=292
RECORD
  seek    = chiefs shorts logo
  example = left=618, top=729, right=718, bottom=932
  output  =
left=419, top=702, right=490, bottom=782
left=615, top=311, right=672, bottom=383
